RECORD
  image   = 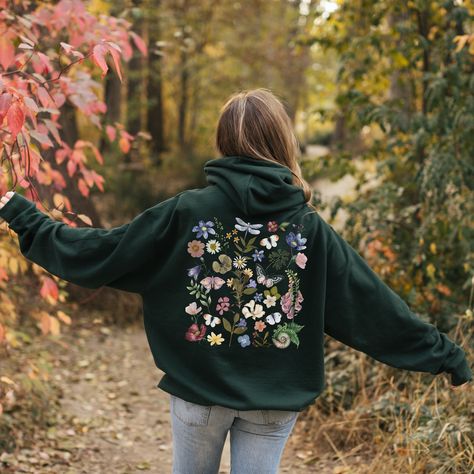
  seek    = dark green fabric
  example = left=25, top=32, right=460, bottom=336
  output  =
left=0, top=154, right=471, bottom=410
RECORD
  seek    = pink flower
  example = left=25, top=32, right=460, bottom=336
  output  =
left=216, top=296, right=230, bottom=315
left=254, top=320, right=267, bottom=332
left=295, top=252, right=307, bottom=269
left=280, top=290, right=304, bottom=319
left=187, top=240, right=205, bottom=258
left=185, top=323, right=207, bottom=341
left=267, top=220, right=278, bottom=233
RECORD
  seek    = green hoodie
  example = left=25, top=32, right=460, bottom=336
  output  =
left=0, top=155, right=471, bottom=411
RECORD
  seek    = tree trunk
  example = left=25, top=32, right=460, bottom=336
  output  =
left=146, top=0, right=166, bottom=164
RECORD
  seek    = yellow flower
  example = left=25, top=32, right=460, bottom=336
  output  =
left=226, top=232, right=232, bottom=239
left=233, top=236, right=239, bottom=243
left=232, top=229, right=238, bottom=234
left=243, top=268, right=253, bottom=278
left=226, top=278, right=234, bottom=288
left=207, top=332, right=224, bottom=346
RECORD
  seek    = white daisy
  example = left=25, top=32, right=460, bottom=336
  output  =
left=206, top=239, right=221, bottom=254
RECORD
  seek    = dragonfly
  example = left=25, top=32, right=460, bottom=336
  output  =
left=234, top=217, right=263, bottom=235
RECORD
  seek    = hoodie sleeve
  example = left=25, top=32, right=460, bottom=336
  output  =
left=321, top=219, right=472, bottom=387
left=0, top=192, right=180, bottom=294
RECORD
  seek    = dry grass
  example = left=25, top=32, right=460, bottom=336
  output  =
left=298, top=314, right=473, bottom=473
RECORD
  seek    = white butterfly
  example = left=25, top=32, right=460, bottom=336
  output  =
left=265, top=312, right=282, bottom=325
left=235, top=217, right=263, bottom=235
left=260, top=234, right=279, bottom=249
left=255, top=263, right=284, bottom=288
left=203, top=313, right=221, bottom=327
left=200, top=276, right=226, bottom=290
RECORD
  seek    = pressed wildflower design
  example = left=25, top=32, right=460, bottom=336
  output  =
left=184, top=216, right=308, bottom=349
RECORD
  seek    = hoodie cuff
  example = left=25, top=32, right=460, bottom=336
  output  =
left=449, top=357, right=473, bottom=386
left=0, top=192, right=36, bottom=224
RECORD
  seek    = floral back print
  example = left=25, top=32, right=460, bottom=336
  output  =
left=184, top=217, right=308, bottom=349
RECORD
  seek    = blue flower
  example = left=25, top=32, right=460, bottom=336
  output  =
left=254, top=292, right=263, bottom=302
left=246, top=278, right=257, bottom=288
left=187, top=265, right=201, bottom=280
left=238, top=334, right=251, bottom=347
left=286, top=232, right=307, bottom=251
left=252, top=249, right=265, bottom=262
left=236, top=318, right=247, bottom=328
left=192, top=220, right=216, bottom=239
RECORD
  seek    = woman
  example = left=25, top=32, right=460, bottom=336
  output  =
left=0, top=88, right=471, bottom=474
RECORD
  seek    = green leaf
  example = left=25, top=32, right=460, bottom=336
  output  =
left=248, top=236, right=257, bottom=245
left=243, top=287, right=257, bottom=295
left=287, top=322, right=304, bottom=333
left=222, top=318, right=232, bottom=333
left=233, top=327, right=246, bottom=335
left=288, top=331, right=300, bottom=347
left=233, top=312, right=240, bottom=323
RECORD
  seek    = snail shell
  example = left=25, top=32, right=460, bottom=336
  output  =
left=272, top=332, right=291, bottom=349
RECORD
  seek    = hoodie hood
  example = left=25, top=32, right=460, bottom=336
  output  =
left=203, top=155, right=307, bottom=216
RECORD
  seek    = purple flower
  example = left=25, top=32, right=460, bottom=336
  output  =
left=236, top=318, right=247, bottom=328
left=252, top=249, right=265, bottom=262
left=192, top=220, right=216, bottom=239
left=254, top=292, right=263, bottom=302
left=246, top=278, right=257, bottom=288
left=187, top=265, right=201, bottom=280
left=286, top=232, right=307, bottom=251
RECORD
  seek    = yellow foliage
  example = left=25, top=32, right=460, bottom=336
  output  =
left=57, top=310, right=72, bottom=325
left=426, top=263, right=436, bottom=279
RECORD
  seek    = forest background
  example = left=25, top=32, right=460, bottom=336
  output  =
left=0, top=0, right=473, bottom=472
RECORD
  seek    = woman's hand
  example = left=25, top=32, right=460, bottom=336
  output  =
left=0, top=191, right=15, bottom=210
left=451, top=381, right=471, bottom=392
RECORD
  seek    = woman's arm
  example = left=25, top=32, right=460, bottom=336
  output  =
left=0, top=191, right=181, bottom=294
left=321, top=218, right=472, bottom=387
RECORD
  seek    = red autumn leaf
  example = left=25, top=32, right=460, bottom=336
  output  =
left=23, top=96, right=39, bottom=114
left=0, top=93, right=13, bottom=123
left=106, top=125, right=116, bottom=142
left=92, top=43, right=109, bottom=77
left=37, top=87, right=51, bottom=108
left=7, top=102, right=25, bottom=139
left=40, top=276, right=59, bottom=303
left=130, top=31, right=148, bottom=57
left=0, top=35, right=15, bottom=70
left=106, top=42, right=123, bottom=82
left=67, top=159, right=77, bottom=177
left=78, top=178, right=89, bottom=197
left=44, top=119, right=62, bottom=145
left=91, top=145, right=103, bottom=165
left=0, top=266, right=9, bottom=282
left=119, top=136, right=130, bottom=153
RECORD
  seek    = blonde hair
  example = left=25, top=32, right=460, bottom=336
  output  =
left=214, top=88, right=317, bottom=212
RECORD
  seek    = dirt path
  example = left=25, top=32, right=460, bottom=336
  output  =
left=18, top=321, right=353, bottom=474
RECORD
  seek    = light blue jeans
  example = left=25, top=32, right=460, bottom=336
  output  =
left=170, top=394, right=299, bottom=474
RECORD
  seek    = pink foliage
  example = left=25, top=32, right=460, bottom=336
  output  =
left=0, top=0, right=147, bottom=303
left=0, top=0, right=147, bottom=200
